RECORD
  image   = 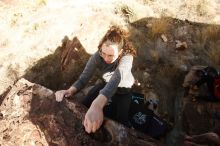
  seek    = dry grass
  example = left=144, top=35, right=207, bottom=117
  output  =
left=207, top=47, right=220, bottom=66
left=6, top=64, right=20, bottom=81
left=149, top=18, right=170, bottom=39
left=36, top=0, right=47, bottom=6
left=119, top=5, right=135, bottom=22
left=116, top=1, right=155, bottom=23
left=201, top=26, right=220, bottom=41
left=157, top=64, right=183, bottom=90
left=149, top=49, right=160, bottom=62
left=158, top=65, right=179, bottom=78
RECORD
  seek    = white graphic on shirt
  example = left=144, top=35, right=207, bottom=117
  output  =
left=102, top=71, right=134, bottom=88
left=133, top=112, right=146, bottom=125
left=102, top=72, right=114, bottom=82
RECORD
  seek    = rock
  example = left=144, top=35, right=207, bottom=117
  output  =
left=183, top=98, right=220, bottom=135
left=146, top=23, right=152, bottom=28
left=0, top=78, right=166, bottom=146
left=183, top=97, right=220, bottom=145
left=175, top=40, right=188, bottom=50
left=161, top=34, right=168, bottom=42
left=179, top=64, right=188, bottom=72
left=182, top=65, right=207, bottom=88
left=144, top=71, right=150, bottom=79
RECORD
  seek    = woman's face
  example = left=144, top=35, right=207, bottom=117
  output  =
left=100, top=42, right=122, bottom=64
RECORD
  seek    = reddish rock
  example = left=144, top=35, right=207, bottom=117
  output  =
left=0, top=78, right=166, bottom=146
left=183, top=97, right=220, bottom=146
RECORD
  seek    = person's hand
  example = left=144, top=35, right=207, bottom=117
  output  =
left=83, top=94, right=107, bottom=133
left=55, top=86, right=77, bottom=102
left=55, top=90, right=70, bottom=102
left=84, top=104, right=104, bottom=133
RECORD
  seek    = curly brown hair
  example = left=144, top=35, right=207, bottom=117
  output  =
left=98, top=26, right=136, bottom=56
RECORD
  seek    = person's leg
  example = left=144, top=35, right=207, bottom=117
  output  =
left=103, top=101, right=116, bottom=120
left=81, top=82, right=105, bottom=108
left=112, top=91, right=132, bottom=127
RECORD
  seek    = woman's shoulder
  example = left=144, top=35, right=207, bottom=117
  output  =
left=119, top=53, right=134, bottom=65
left=91, top=51, right=102, bottom=60
left=92, top=51, right=100, bottom=57
left=121, top=53, right=133, bottom=60
left=88, top=50, right=104, bottom=66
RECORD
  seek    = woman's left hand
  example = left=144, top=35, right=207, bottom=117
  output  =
left=83, top=94, right=107, bottom=133
left=83, top=105, right=104, bottom=133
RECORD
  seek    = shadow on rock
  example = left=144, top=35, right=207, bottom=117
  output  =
left=23, top=36, right=90, bottom=91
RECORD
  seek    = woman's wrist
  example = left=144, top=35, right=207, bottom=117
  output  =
left=68, top=86, right=77, bottom=95
left=91, top=94, right=107, bottom=109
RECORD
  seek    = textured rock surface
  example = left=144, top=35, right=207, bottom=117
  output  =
left=183, top=97, right=220, bottom=135
left=182, top=97, right=220, bottom=146
left=0, top=78, right=165, bottom=146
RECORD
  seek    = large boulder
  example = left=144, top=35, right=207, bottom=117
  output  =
left=0, top=78, right=165, bottom=146
left=182, top=97, right=220, bottom=146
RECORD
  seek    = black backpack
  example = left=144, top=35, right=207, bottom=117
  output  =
left=129, top=92, right=169, bottom=139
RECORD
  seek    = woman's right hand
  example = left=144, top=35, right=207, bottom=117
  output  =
left=55, top=86, right=77, bottom=102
